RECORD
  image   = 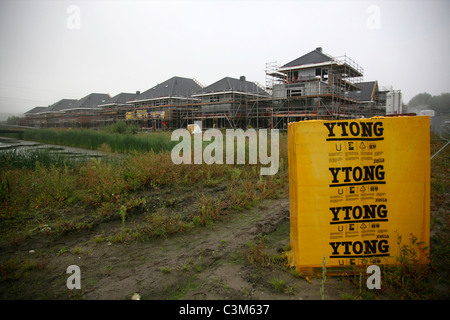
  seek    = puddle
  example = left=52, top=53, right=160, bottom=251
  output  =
left=0, top=136, right=110, bottom=159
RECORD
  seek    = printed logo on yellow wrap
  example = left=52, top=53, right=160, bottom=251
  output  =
left=287, top=116, right=430, bottom=275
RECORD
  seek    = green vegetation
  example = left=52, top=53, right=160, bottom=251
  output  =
left=4, top=116, right=20, bottom=125
left=430, top=134, right=449, bottom=211
left=320, top=255, right=326, bottom=300
left=21, top=127, right=176, bottom=154
left=0, top=127, right=448, bottom=300
left=244, top=235, right=274, bottom=267
left=104, top=121, right=141, bottom=134
left=407, top=92, right=450, bottom=115
left=350, top=133, right=449, bottom=300
left=160, top=266, right=171, bottom=274
left=0, top=130, right=289, bottom=244
left=0, top=148, right=90, bottom=170
left=268, top=278, right=288, bottom=293
left=0, top=255, right=49, bottom=282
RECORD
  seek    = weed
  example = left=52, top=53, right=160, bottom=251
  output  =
left=351, top=232, right=433, bottom=299
left=178, top=258, right=193, bottom=272
left=194, top=264, right=203, bottom=273
left=102, top=265, right=114, bottom=276
left=96, top=202, right=118, bottom=218
left=380, top=233, right=431, bottom=299
left=196, top=195, right=223, bottom=226
left=119, top=205, right=127, bottom=228
left=430, top=133, right=449, bottom=211
left=160, top=266, right=171, bottom=274
left=288, top=267, right=303, bottom=279
left=0, top=256, right=49, bottom=282
left=93, top=234, right=106, bottom=244
left=56, top=248, right=68, bottom=257
left=268, top=278, right=285, bottom=293
left=268, top=278, right=293, bottom=294
left=194, top=255, right=204, bottom=273
left=0, top=148, right=87, bottom=170
left=244, top=235, right=273, bottom=267
left=271, top=254, right=287, bottom=265
left=319, top=254, right=326, bottom=300
left=168, top=278, right=200, bottom=300
left=67, top=290, right=84, bottom=300
left=105, top=121, right=139, bottom=135
left=1, top=131, right=290, bottom=244
left=23, top=128, right=176, bottom=154
left=73, top=247, right=83, bottom=254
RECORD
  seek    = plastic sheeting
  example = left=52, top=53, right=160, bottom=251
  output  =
left=187, top=123, right=201, bottom=134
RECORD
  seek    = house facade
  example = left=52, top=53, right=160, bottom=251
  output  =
left=20, top=48, right=398, bottom=130
left=127, top=76, right=203, bottom=130
left=191, top=76, right=270, bottom=129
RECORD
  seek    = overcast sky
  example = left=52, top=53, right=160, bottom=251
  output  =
left=0, top=0, right=449, bottom=114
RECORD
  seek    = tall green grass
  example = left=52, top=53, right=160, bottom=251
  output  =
left=0, top=149, right=90, bottom=170
left=22, top=129, right=176, bottom=154
left=0, top=134, right=290, bottom=242
left=104, top=121, right=140, bottom=134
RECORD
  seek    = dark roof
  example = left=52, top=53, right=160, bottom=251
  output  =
left=25, top=106, right=49, bottom=114
left=348, top=81, right=378, bottom=101
left=133, top=76, right=202, bottom=101
left=99, top=93, right=138, bottom=106
left=194, top=76, right=269, bottom=96
left=47, top=99, right=77, bottom=112
left=63, top=93, right=110, bottom=110
left=281, top=48, right=332, bottom=68
left=359, top=81, right=378, bottom=101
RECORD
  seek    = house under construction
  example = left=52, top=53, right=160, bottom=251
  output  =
left=263, top=47, right=386, bottom=128
left=126, top=76, right=203, bottom=130
left=189, top=76, right=271, bottom=129
left=19, top=47, right=394, bottom=130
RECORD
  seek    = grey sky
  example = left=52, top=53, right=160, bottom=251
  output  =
left=0, top=0, right=449, bottom=114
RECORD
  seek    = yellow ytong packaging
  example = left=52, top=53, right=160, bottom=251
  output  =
left=287, top=116, right=430, bottom=275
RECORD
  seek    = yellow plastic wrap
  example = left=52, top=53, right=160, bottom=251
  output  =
left=125, top=111, right=135, bottom=120
left=287, top=116, right=430, bottom=275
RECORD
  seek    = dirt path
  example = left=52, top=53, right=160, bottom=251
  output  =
left=0, top=197, right=358, bottom=300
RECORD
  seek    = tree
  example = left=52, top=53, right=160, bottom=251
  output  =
left=5, top=116, right=19, bottom=125
left=430, top=93, right=450, bottom=115
left=407, top=92, right=450, bottom=115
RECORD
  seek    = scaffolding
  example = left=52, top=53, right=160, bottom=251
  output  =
left=254, top=53, right=385, bottom=128
left=21, top=53, right=387, bottom=130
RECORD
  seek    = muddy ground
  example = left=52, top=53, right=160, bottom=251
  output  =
left=2, top=173, right=448, bottom=302
left=0, top=191, right=361, bottom=301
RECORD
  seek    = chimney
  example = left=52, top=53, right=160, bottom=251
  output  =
left=136, top=91, right=140, bottom=95
left=240, top=76, right=246, bottom=82
left=316, top=47, right=323, bottom=53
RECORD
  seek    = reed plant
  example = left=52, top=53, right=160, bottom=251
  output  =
left=22, top=128, right=176, bottom=154
left=0, top=148, right=88, bottom=170
left=0, top=131, right=290, bottom=243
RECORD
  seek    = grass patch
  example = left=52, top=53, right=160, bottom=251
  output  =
left=430, top=134, right=449, bottom=211
left=0, top=129, right=289, bottom=245
left=22, top=128, right=176, bottom=154
left=243, top=234, right=274, bottom=267
left=0, top=148, right=89, bottom=170
left=268, top=277, right=294, bottom=295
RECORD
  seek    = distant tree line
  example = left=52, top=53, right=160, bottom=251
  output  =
left=4, top=116, right=20, bottom=125
left=407, top=92, right=450, bottom=115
